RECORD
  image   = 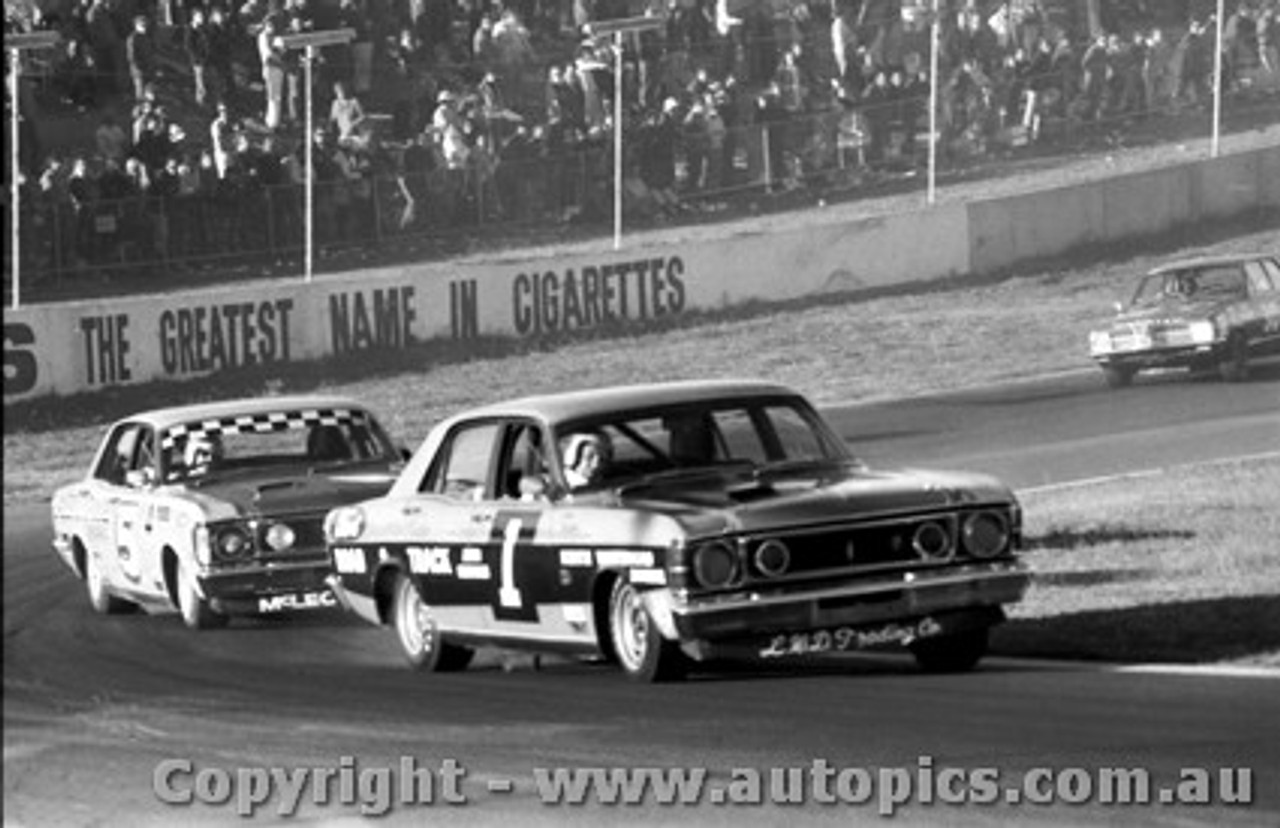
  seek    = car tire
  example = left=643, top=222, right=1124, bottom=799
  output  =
left=176, top=560, right=229, bottom=630
left=608, top=579, right=687, bottom=683
left=391, top=573, right=473, bottom=672
left=909, top=627, right=989, bottom=673
left=1217, top=334, right=1250, bottom=382
left=1102, top=364, right=1135, bottom=388
left=84, top=548, right=137, bottom=615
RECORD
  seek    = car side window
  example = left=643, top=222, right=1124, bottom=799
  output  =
left=93, top=424, right=145, bottom=485
left=764, top=406, right=824, bottom=461
left=497, top=422, right=551, bottom=500
left=1245, top=260, right=1276, bottom=294
left=1261, top=259, right=1280, bottom=290
left=425, top=423, right=502, bottom=500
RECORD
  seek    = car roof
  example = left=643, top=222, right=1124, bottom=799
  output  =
left=1149, top=253, right=1271, bottom=274
left=454, top=379, right=803, bottom=425
left=118, top=395, right=373, bottom=430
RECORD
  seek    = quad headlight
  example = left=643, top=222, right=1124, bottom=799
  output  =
left=691, top=541, right=740, bottom=589
left=962, top=512, right=1010, bottom=559
left=264, top=522, right=296, bottom=552
left=213, top=527, right=253, bottom=562
left=752, top=539, right=791, bottom=578
left=912, top=521, right=954, bottom=561
left=1089, top=331, right=1112, bottom=355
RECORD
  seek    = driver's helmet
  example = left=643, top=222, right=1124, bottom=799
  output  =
left=183, top=433, right=222, bottom=476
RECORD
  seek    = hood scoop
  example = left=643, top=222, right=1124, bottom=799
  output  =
left=253, top=480, right=304, bottom=503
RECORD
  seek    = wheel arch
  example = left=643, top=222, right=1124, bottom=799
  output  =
left=372, top=561, right=409, bottom=626
left=162, top=546, right=181, bottom=608
left=590, top=568, right=624, bottom=663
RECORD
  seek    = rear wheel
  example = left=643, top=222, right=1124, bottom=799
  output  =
left=1102, top=364, right=1135, bottom=388
left=608, top=579, right=687, bottom=682
left=84, top=548, right=137, bottom=615
left=176, top=560, right=228, bottom=630
left=1217, top=334, right=1250, bottom=382
left=910, top=627, right=989, bottom=673
left=391, top=573, right=473, bottom=672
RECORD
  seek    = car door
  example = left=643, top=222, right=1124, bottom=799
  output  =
left=1246, top=258, right=1280, bottom=352
left=106, top=424, right=156, bottom=595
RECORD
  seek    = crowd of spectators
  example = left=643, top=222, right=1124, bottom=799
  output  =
left=5, top=0, right=1280, bottom=283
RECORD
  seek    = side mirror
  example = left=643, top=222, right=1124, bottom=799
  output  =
left=400, top=446, right=412, bottom=462
left=124, top=468, right=156, bottom=489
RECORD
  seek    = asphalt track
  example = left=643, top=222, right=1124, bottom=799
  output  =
left=4, top=366, right=1279, bottom=827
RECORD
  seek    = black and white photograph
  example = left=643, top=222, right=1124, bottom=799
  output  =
left=4, top=0, right=1278, bottom=824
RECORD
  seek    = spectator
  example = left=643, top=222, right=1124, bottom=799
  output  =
left=210, top=101, right=237, bottom=178
left=258, top=14, right=286, bottom=130
left=95, top=112, right=129, bottom=165
left=330, top=81, right=366, bottom=144
left=126, top=15, right=157, bottom=102
left=185, top=8, right=213, bottom=108
left=85, top=0, right=120, bottom=97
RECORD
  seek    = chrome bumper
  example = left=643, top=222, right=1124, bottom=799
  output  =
left=670, top=561, right=1030, bottom=641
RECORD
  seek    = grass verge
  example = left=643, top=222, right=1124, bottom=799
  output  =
left=995, top=455, right=1280, bottom=666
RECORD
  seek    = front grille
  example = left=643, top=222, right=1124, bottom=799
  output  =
left=736, top=509, right=1013, bottom=586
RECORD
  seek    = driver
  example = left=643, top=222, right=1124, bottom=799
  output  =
left=182, top=433, right=223, bottom=477
left=561, top=431, right=611, bottom=491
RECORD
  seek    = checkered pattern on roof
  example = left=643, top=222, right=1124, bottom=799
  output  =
left=160, top=408, right=367, bottom=449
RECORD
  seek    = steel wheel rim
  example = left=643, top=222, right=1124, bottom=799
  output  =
left=397, top=580, right=434, bottom=657
left=612, top=583, right=649, bottom=670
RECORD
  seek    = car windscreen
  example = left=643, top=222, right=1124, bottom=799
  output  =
left=1132, top=267, right=1247, bottom=306
left=554, top=397, right=851, bottom=487
left=160, top=408, right=397, bottom=482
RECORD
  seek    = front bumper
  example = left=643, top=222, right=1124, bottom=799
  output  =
left=1091, top=341, right=1223, bottom=370
left=199, top=558, right=337, bottom=615
left=670, top=561, right=1029, bottom=643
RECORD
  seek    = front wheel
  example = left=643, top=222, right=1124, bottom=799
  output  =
left=608, top=579, right=687, bottom=682
left=176, top=560, right=228, bottom=630
left=391, top=573, right=473, bottom=672
left=84, top=547, right=137, bottom=615
left=1102, top=364, right=1135, bottom=388
left=910, top=627, right=989, bottom=673
left=1217, top=334, right=1250, bottom=382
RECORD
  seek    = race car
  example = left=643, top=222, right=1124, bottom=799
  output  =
left=325, top=380, right=1030, bottom=681
left=1088, top=253, right=1280, bottom=387
left=51, top=395, right=405, bottom=628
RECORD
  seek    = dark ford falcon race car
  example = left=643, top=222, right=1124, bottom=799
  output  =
left=325, top=381, right=1030, bottom=681
left=1088, top=253, right=1280, bottom=387
left=52, top=395, right=404, bottom=628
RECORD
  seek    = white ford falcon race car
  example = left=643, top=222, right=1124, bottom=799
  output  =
left=325, top=380, right=1030, bottom=682
left=51, top=395, right=405, bottom=628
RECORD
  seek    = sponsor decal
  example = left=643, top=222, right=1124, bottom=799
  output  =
left=408, top=545, right=453, bottom=576
left=629, top=568, right=667, bottom=586
left=558, top=549, right=593, bottom=567
left=333, top=546, right=367, bottom=574
left=595, top=550, right=655, bottom=569
left=258, top=590, right=337, bottom=613
left=759, top=617, right=944, bottom=659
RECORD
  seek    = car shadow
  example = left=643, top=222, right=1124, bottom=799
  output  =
left=1023, top=525, right=1196, bottom=551
left=993, top=595, right=1280, bottom=664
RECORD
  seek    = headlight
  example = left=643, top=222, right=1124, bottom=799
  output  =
left=962, top=512, right=1010, bottom=559
left=912, top=521, right=953, bottom=561
left=1089, top=331, right=1111, bottom=354
left=752, top=539, right=791, bottom=578
left=691, top=541, right=740, bottom=589
left=1187, top=320, right=1216, bottom=344
left=213, top=527, right=252, bottom=562
left=325, top=506, right=365, bottom=542
left=264, top=522, right=296, bottom=552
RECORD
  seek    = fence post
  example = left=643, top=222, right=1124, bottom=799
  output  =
left=372, top=175, right=384, bottom=241
left=762, top=124, right=771, bottom=191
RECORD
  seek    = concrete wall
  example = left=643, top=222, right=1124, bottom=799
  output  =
left=5, top=144, right=1275, bottom=406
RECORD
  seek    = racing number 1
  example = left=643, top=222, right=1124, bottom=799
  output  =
left=498, top=518, right=522, bottom=609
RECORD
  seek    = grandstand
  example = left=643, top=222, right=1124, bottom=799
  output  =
left=5, top=0, right=1279, bottom=304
